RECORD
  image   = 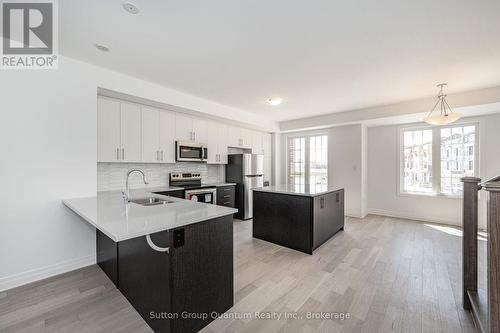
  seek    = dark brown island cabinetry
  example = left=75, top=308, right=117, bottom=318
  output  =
left=96, top=215, right=233, bottom=333
left=252, top=188, right=344, bottom=255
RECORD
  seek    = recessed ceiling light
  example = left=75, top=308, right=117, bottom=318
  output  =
left=122, top=2, right=140, bottom=14
left=267, top=98, right=283, bottom=106
left=95, top=44, right=110, bottom=52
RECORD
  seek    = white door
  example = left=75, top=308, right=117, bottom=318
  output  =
left=98, top=97, right=121, bottom=162
left=175, top=114, right=193, bottom=141
left=159, top=111, right=176, bottom=163
left=120, top=102, right=142, bottom=162
left=141, top=107, right=160, bottom=163
left=206, top=121, right=219, bottom=164
left=192, top=117, right=207, bottom=144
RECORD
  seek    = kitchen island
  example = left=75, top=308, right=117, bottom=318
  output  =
left=252, top=184, right=344, bottom=255
left=63, top=188, right=237, bottom=333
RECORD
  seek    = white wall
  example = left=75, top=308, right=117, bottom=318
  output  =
left=0, top=56, right=277, bottom=291
left=367, top=114, right=500, bottom=228
left=280, top=125, right=365, bottom=217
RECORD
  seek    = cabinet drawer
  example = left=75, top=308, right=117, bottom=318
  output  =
left=216, top=186, right=235, bottom=207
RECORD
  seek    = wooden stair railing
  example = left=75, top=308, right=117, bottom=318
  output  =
left=462, top=176, right=500, bottom=333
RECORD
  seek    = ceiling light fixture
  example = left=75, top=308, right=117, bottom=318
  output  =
left=424, top=83, right=462, bottom=125
left=122, top=2, right=140, bottom=14
left=95, top=44, right=110, bottom=52
left=267, top=98, right=283, bottom=106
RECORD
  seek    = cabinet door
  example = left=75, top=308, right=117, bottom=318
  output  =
left=120, top=102, right=142, bottom=162
left=206, top=121, right=219, bottom=164
left=175, top=114, right=193, bottom=141
left=263, top=133, right=272, bottom=157
left=192, top=117, right=207, bottom=144
left=264, top=156, right=272, bottom=183
left=218, top=124, right=228, bottom=164
left=159, top=111, right=176, bottom=163
left=141, top=107, right=160, bottom=163
left=241, top=128, right=252, bottom=148
left=227, top=126, right=241, bottom=147
left=98, top=98, right=121, bottom=162
left=251, top=131, right=264, bottom=154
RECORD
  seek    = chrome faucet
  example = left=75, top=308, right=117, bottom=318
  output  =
left=123, top=169, right=149, bottom=202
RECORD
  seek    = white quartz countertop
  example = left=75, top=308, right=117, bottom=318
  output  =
left=252, top=184, right=343, bottom=197
left=63, top=189, right=237, bottom=242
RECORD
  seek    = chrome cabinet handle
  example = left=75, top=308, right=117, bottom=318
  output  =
left=122, top=148, right=125, bottom=160
left=223, top=201, right=230, bottom=205
left=161, top=151, right=164, bottom=161
left=224, top=195, right=230, bottom=198
left=146, top=234, right=170, bottom=253
left=116, top=148, right=120, bottom=160
left=156, top=151, right=159, bottom=161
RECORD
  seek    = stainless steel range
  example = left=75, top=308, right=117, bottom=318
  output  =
left=169, top=172, right=217, bottom=204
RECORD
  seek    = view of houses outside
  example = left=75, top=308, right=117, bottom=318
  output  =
left=403, top=125, right=476, bottom=195
left=403, top=129, right=433, bottom=193
left=440, top=125, right=475, bottom=195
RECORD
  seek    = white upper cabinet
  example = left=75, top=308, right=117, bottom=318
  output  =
left=159, top=111, right=176, bottom=163
left=98, top=98, right=121, bottom=162
left=141, top=107, right=161, bottom=163
left=175, top=114, right=193, bottom=141
left=141, top=107, right=175, bottom=163
left=98, top=97, right=141, bottom=162
left=263, top=133, right=272, bottom=156
left=228, top=126, right=252, bottom=148
left=120, top=102, right=142, bottom=162
left=207, top=121, right=228, bottom=164
left=251, top=131, right=265, bottom=155
left=192, top=117, right=207, bottom=144
left=175, top=114, right=207, bottom=143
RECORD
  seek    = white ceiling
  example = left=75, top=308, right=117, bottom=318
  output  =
left=60, top=0, right=500, bottom=121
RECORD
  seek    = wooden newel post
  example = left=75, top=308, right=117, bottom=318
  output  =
left=461, top=177, right=481, bottom=310
left=484, top=181, right=500, bottom=333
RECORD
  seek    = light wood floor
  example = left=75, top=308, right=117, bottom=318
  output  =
left=0, top=215, right=476, bottom=333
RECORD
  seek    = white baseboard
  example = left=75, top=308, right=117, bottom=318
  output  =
left=367, top=208, right=461, bottom=226
left=0, top=254, right=96, bottom=292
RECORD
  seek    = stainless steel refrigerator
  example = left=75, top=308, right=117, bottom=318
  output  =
left=226, top=154, right=264, bottom=220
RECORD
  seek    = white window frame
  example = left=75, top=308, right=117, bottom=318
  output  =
left=398, top=122, right=479, bottom=198
left=286, top=132, right=328, bottom=186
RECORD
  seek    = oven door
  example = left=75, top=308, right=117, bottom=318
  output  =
left=176, top=142, right=203, bottom=162
left=185, top=189, right=217, bottom=205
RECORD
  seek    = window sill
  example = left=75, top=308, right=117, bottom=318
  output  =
left=398, top=191, right=463, bottom=200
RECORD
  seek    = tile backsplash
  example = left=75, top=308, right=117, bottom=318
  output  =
left=97, top=162, right=224, bottom=191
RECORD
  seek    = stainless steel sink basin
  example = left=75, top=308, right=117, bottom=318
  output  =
left=129, top=197, right=174, bottom=206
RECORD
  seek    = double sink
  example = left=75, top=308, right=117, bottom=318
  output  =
left=129, top=197, right=175, bottom=206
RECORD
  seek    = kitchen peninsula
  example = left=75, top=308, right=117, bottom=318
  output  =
left=63, top=188, right=237, bottom=333
left=252, top=184, right=344, bottom=255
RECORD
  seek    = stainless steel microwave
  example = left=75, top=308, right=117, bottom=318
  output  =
left=176, top=141, right=207, bottom=162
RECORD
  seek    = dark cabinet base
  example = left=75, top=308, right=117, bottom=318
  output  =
left=253, top=190, right=344, bottom=255
left=96, top=215, right=234, bottom=333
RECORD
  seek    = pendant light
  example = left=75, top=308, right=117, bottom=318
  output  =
left=424, top=83, right=462, bottom=125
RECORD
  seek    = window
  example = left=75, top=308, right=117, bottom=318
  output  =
left=440, top=125, right=476, bottom=195
left=402, top=129, right=433, bottom=193
left=288, top=137, right=306, bottom=186
left=287, top=134, right=328, bottom=186
left=400, top=124, right=478, bottom=196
